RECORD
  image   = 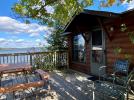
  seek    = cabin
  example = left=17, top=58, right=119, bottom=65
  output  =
left=63, top=9, right=134, bottom=76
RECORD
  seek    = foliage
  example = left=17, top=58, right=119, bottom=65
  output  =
left=12, top=0, right=93, bottom=28
left=127, top=31, right=134, bottom=44
left=114, top=47, right=122, bottom=55
left=46, top=29, right=67, bottom=51
left=100, top=0, right=132, bottom=7
left=33, top=53, right=56, bottom=70
left=120, top=23, right=134, bottom=44
left=12, top=0, right=133, bottom=51
left=12, top=0, right=93, bottom=51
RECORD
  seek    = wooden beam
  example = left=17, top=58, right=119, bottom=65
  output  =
left=97, top=17, right=112, bottom=41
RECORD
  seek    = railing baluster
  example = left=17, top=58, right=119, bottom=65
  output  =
left=14, top=55, right=15, bottom=64
left=0, top=57, right=1, bottom=64
left=30, top=54, right=32, bottom=66
left=26, top=54, right=28, bottom=63
left=0, top=51, right=68, bottom=69
left=10, top=56, right=12, bottom=64
left=6, top=56, right=8, bottom=64
left=3, top=56, right=4, bottom=64
left=17, top=55, right=18, bottom=63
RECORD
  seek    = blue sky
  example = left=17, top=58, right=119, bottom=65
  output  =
left=86, top=0, right=134, bottom=13
left=0, top=0, right=133, bottom=48
left=0, top=0, right=52, bottom=48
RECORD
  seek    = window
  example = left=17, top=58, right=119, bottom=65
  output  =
left=73, top=34, right=86, bottom=63
left=92, top=30, right=102, bottom=46
left=91, top=30, right=103, bottom=63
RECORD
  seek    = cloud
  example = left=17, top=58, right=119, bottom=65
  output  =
left=123, top=0, right=134, bottom=10
left=0, top=38, right=6, bottom=42
left=0, top=16, right=53, bottom=37
left=15, top=39, right=24, bottom=43
left=36, top=39, right=41, bottom=42
left=0, top=38, right=47, bottom=48
left=127, top=0, right=134, bottom=10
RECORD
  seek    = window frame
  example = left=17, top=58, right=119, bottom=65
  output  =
left=72, top=34, right=86, bottom=64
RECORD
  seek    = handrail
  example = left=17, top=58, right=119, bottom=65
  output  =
left=0, top=51, right=69, bottom=69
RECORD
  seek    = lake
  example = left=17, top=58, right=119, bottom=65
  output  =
left=0, top=48, right=42, bottom=54
left=0, top=48, right=43, bottom=64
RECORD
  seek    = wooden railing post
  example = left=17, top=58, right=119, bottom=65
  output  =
left=30, top=54, right=32, bottom=66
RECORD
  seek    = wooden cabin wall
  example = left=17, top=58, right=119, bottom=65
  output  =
left=105, top=15, right=134, bottom=74
left=67, top=33, right=90, bottom=74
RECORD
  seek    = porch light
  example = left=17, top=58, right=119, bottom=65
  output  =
left=82, top=32, right=91, bottom=43
left=110, top=26, right=114, bottom=32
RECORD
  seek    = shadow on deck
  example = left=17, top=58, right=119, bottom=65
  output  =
left=49, top=70, right=134, bottom=100
left=49, top=70, right=96, bottom=100
left=0, top=69, right=133, bottom=100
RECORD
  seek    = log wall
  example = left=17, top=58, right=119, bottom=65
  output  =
left=105, top=13, right=134, bottom=74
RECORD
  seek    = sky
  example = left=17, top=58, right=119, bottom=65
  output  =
left=0, top=0, right=53, bottom=48
left=0, top=0, right=134, bottom=48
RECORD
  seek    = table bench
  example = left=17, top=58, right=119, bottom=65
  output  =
left=35, top=69, right=49, bottom=80
left=0, top=80, right=45, bottom=94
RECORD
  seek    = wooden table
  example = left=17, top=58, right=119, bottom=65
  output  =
left=0, top=64, right=50, bottom=99
left=0, top=64, right=32, bottom=74
left=0, top=64, right=32, bottom=86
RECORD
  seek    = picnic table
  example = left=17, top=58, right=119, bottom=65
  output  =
left=0, top=64, right=50, bottom=99
left=0, top=64, right=32, bottom=74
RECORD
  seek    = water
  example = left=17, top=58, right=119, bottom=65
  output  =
left=0, top=48, right=42, bottom=54
left=0, top=48, right=43, bottom=64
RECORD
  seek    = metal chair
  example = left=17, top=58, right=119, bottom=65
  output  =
left=95, top=68, right=134, bottom=100
left=113, top=60, right=129, bottom=85
left=99, top=60, right=130, bottom=85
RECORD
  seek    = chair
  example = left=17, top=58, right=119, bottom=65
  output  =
left=99, top=59, right=130, bottom=85
left=113, top=60, right=129, bottom=85
left=95, top=68, right=134, bottom=100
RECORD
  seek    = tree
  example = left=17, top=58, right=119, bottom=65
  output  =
left=12, top=0, right=132, bottom=51
left=12, top=0, right=94, bottom=51
left=46, top=29, right=67, bottom=51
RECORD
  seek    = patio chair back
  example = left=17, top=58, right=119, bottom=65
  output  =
left=114, top=60, right=129, bottom=76
left=95, top=68, right=134, bottom=100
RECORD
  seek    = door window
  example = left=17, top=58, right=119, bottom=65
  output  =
left=92, top=30, right=103, bottom=64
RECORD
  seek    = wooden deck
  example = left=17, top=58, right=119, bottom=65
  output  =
left=49, top=70, right=134, bottom=100
left=0, top=69, right=133, bottom=100
left=50, top=71, right=94, bottom=100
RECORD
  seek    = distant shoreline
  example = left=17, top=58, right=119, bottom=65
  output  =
left=0, top=47, right=43, bottom=54
left=0, top=48, right=16, bottom=50
left=0, top=47, right=42, bottom=50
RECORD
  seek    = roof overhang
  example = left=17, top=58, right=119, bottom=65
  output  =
left=64, top=10, right=119, bottom=33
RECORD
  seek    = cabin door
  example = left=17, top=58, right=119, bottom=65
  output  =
left=90, top=29, right=106, bottom=76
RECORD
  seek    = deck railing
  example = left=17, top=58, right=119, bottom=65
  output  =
left=0, top=51, right=69, bottom=69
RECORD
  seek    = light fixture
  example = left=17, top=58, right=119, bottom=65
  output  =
left=110, top=26, right=114, bottom=32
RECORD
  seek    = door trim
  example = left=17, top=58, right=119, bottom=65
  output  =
left=90, top=28, right=106, bottom=75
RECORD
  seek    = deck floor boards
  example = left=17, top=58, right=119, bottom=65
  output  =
left=0, top=70, right=133, bottom=100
